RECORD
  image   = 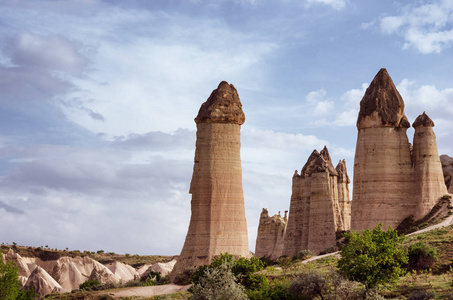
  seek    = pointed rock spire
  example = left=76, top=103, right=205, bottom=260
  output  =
left=301, top=146, right=337, bottom=176
left=195, top=81, right=245, bottom=125
left=357, top=68, right=410, bottom=128
left=413, top=111, right=435, bottom=128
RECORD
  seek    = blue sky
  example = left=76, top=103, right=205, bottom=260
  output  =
left=0, top=0, right=452, bottom=255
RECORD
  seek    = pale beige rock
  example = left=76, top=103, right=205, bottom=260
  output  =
left=151, top=259, right=177, bottom=277
left=24, top=266, right=63, bottom=297
left=105, top=260, right=139, bottom=282
left=352, top=69, right=447, bottom=231
left=255, top=209, right=287, bottom=260
left=440, top=154, right=453, bottom=193
left=171, top=81, right=250, bottom=280
left=283, top=147, right=350, bottom=256
left=412, top=112, right=448, bottom=219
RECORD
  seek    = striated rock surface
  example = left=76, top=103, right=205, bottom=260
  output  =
left=105, top=261, right=139, bottom=282
left=255, top=209, right=287, bottom=260
left=352, top=69, right=448, bottom=231
left=412, top=112, right=448, bottom=219
left=24, top=266, right=63, bottom=297
left=171, top=81, right=250, bottom=280
left=283, top=147, right=350, bottom=256
left=441, top=154, right=453, bottom=193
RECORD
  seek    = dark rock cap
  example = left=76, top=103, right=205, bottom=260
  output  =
left=412, top=112, right=435, bottom=128
left=357, top=68, right=409, bottom=128
left=301, top=146, right=338, bottom=177
left=195, top=81, right=245, bottom=125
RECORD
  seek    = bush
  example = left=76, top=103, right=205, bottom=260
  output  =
left=407, top=290, right=435, bottom=300
left=292, top=250, right=315, bottom=261
left=0, top=255, right=21, bottom=299
left=407, top=242, right=438, bottom=272
left=247, top=278, right=291, bottom=300
left=191, top=261, right=248, bottom=300
left=79, top=279, right=101, bottom=291
left=337, top=224, right=408, bottom=291
left=192, top=253, right=267, bottom=292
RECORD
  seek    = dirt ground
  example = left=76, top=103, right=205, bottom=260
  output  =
left=110, top=284, right=191, bottom=298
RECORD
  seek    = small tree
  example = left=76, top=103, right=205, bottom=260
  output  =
left=337, top=224, right=408, bottom=292
left=0, top=255, right=21, bottom=300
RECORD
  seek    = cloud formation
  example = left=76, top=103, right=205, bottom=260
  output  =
left=379, top=0, right=453, bottom=53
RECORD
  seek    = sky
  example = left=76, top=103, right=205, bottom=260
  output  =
left=0, top=0, right=452, bottom=255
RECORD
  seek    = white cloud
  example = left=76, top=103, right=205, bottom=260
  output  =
left=305, top=89, right=335, bottom=116
left=305, top=0, right=347, bottom=10
left=378, top=0, right=453, bottom=53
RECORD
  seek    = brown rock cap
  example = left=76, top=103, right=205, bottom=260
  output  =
left=413, top=111, right=435, bottom=128
left=301, top=146, right=338, bottom=177
left=357, top=68, right=410, bottom=128
left=195, top=81, right=245, bottom=125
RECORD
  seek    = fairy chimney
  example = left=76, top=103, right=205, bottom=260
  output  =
left=351, top=68, right=448, bottom=231
left=283, top=147, right=350, bottom=256
left=412, top=112, right=448, bottom=219
left=171, top=81, right=250, bottom=280
left=255, top=208, right=287, bottom=260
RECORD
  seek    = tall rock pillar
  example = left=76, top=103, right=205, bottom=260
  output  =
left=283, top=147, right=350, bottom=256
left=171, top=81, right=249, bottom=280
left=351, top=68, right=415, bottom=231
left=412, top=112, right=448, bottom=219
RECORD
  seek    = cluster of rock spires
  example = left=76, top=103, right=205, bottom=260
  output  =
left=2, top=249, right=176, bottom=297
left=7, top=69, right=450, bottom=290
left=255, top=68, right=452, bottom=259
left=256, top=147, right=351, bottom=259
left=351, top=69, right=447, bottom=230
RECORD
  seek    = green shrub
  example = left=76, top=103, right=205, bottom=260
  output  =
left=79, top=279, right=101, bottom=291
left=338, top=224, right=408, bottom=291
left=407, top=242, right=438, bottom=272
left=191, top=261, right=248, bottom=300
left=292, top=250, right=315, bottom=261
left=0, top=256, right=21, bottom=300
left=247, top=278, right=291, bottom=300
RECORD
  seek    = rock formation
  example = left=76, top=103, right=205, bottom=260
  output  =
left=441, top=154, right=453, bottom=193
left=255, top=209, right=287, bottom=259
left=351, top=68, right=447, bottom=231
left=412, top=112, right=448, bottom=219
left=171, top=81, right=250, bottom=279
left=25, top=266, right=63, bottom=297
left=3, top=248, right=148, bottom=296
left=282, top=147, right=351, bottom=256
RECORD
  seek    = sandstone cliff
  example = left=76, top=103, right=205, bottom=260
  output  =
left=171, top=81, right=249, bottom=280
left=441, top=154, right=453, bottom=193
left=255, top=209, right=287, bottom=260
left=282, top=147, right=350, bottom=256
left=352, top=69, right=448, bottom=231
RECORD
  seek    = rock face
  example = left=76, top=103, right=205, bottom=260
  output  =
left=351, top=69, right=447, bottom=231
left=171, top=81, right=250, bottom=280
left=282, top=147, right=351, bottom=256
left=255, top=209, right=287, bottom=260
left=3, top=249, right=147, bottom=297
left=441, top=154, right=453, bottom=193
